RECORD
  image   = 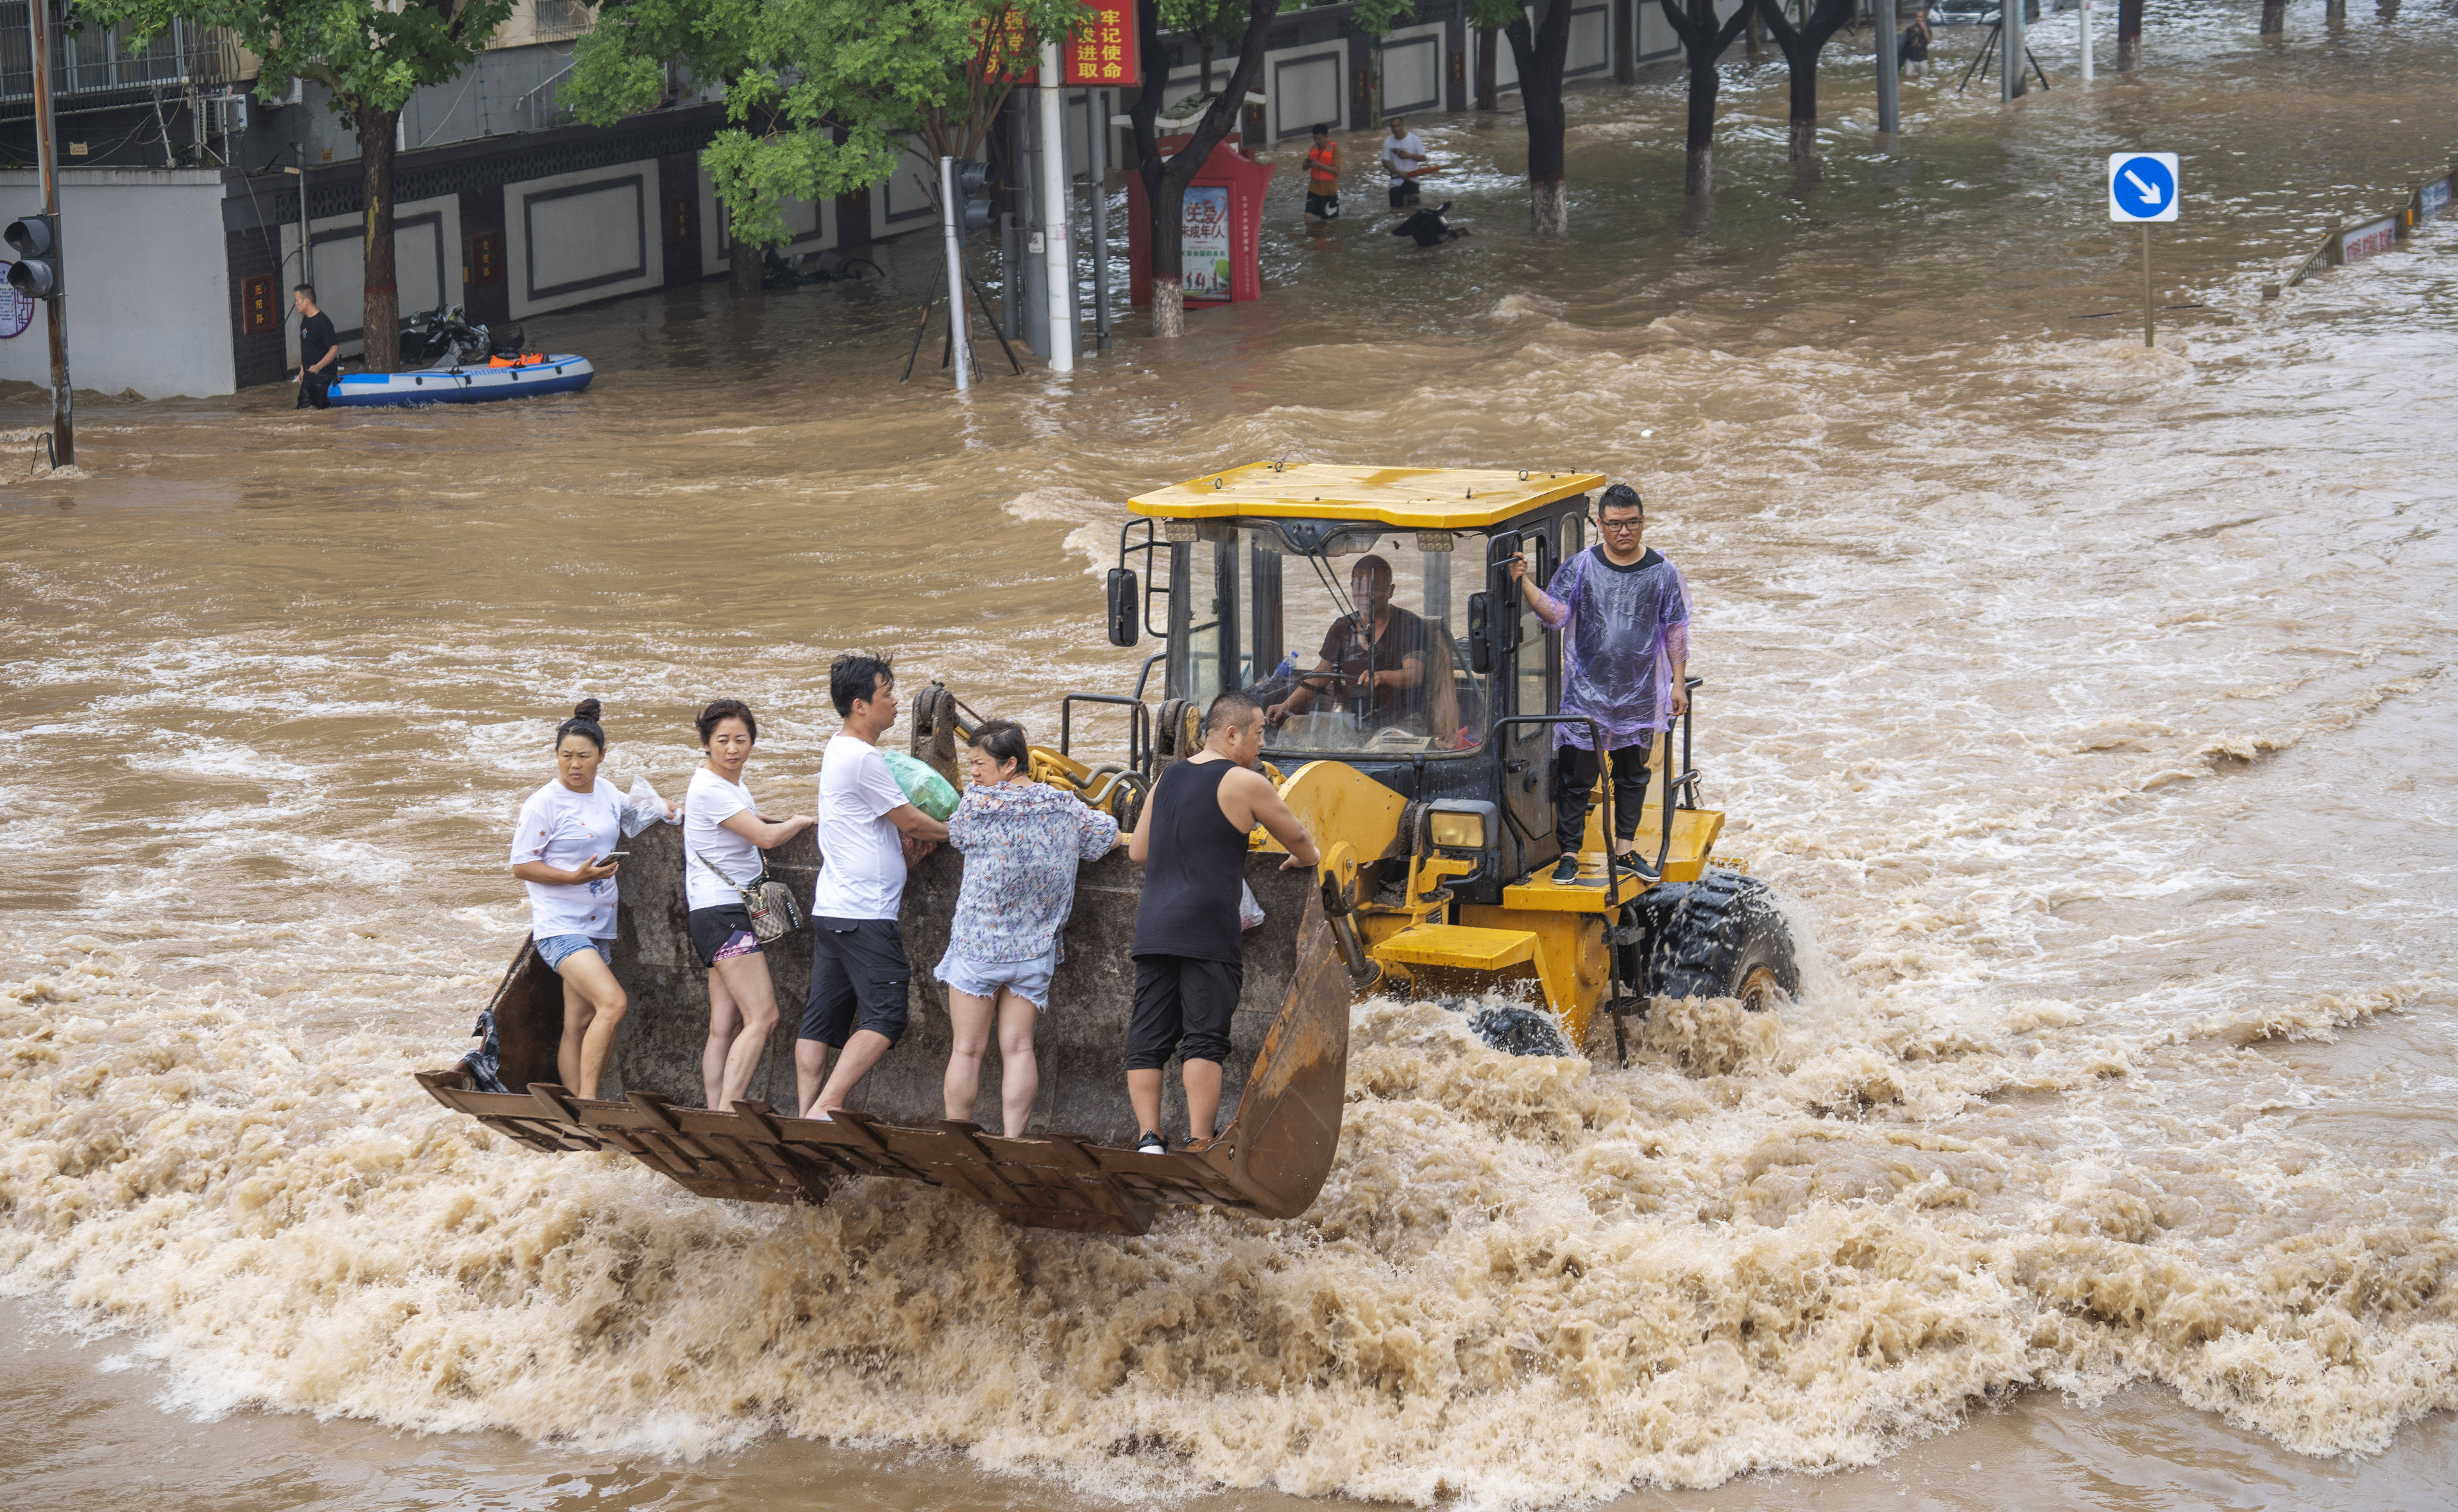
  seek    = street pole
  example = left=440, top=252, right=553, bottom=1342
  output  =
left=939, top=155, right=972, bottom=392
left=2002, top=0, right=2025, bottom=102
left=1088, top=88, right=1111, bottom=351
left=2079, top=0, right=2094, bottom=84
left=1037, top=43, right=1075, bottom=373
left=26, top=0, right=72, bottom=467
left=2142, top=222, right=2154, bottom=348
left=1874, top=0, right=1900, bottom=143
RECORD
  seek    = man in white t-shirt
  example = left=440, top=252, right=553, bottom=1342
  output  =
left=796, top=653, right=951, bottom=1119
left=1380, top=118, right=1431, bottom=210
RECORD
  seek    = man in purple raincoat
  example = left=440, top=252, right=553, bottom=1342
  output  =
left=1508, top=483, right=1691, bottom=883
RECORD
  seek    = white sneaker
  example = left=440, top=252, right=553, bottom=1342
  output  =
left=1136, top=1130, right=1167, bottom=1155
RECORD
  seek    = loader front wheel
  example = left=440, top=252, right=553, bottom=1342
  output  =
left=1627, top=869, right=1800, bottom=1011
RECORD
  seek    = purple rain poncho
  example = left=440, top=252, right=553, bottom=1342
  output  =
left=1531, top=546, right=1692, bottom=750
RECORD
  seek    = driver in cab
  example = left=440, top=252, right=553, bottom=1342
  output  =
left=1264, top=554, right=1426, bottom=735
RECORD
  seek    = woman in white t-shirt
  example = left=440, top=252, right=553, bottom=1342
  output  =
left=508, top=698, right=674, bottom=1099
left=685, top=698, right=814, bottom=1110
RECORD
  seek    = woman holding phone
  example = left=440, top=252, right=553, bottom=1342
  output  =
left=685, top=698, right=814, bottom=1111
left=508, top=698, right=671, bottom=1099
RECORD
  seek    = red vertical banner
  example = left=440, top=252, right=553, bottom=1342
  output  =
left=1062, top=1, right=1141, bottom=86
left=982, top=5, right=1038, bottom=83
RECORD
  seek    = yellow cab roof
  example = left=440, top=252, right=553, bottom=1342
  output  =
left=1128, top=464, right=1608, bottom=531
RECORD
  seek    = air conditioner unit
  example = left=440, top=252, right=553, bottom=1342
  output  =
left=217, top=94, right=249, bottom=135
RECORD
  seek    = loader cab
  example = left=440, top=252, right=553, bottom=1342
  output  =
left=1111, top=465, right=1605, bottom=894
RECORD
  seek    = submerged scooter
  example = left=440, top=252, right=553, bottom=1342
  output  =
left=329, top=304, right=596, bottom=409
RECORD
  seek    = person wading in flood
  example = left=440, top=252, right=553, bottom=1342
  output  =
left=1124, top=689, right=1320, bottom=1154
left=796, top=653, right=949, bottom=1120
left=292, top=285, right=339, bottom=410
left=684, top=699, right=814, bottom=1110
left=1508, top=483, right=1691, bottom=883
left=1303, top=122, right=1342, bottom=224
left=1380, top=117, right=1434, bottom=210
left=506, top=698, right=675, bottom=1099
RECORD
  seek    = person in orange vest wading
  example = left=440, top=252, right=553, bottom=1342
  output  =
left=1304, top=123, right=1341, bottom=224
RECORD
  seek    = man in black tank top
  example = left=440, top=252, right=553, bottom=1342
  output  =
left=1125, top=689, right=1321, bottom=1153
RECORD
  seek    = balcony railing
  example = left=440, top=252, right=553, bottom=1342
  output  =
left=0, top=4, right=249, bottom=107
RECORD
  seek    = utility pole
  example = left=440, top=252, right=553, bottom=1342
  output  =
left=2079, top=0, right=2094, bottom=83
left=1037, top=43, right=1075, bottom=373
left=938, top=156, right=972, bottom=392
left=1088, top=88, right=1112, bottom=351
left=26, top=0, right=72, bottom=467
left=1874, top=0, right=1900, bottom=143
left=2001, top=0, right=2027, bottom=102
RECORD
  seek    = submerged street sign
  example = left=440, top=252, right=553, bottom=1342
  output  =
left=2110, top=153, right=2180, bottom=222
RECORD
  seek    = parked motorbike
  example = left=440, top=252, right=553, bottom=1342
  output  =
left=398, top=304, right=528, bottom=369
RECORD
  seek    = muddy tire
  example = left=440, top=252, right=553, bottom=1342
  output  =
left=1469, top=1003, right=1574, bottom=1058
left=1625, top=869, right=1799, bottom=1011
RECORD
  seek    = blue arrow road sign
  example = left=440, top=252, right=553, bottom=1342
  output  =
left=2109, top=153, right=2179, bottom=222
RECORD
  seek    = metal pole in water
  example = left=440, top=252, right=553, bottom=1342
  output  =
left=2079, top=0, right=2094, bottom=84
left=1037, top=44, right=1075, bottom=373
left=1088, top=88, right=1111, bottom=351
left=2142, top=222, right=2154, bottom=348
left=1874, top=0, right=1900, bottom=142
left=27, top=0, right=73, bottom=466
left=2000, top=2, right=2024, bottom=102
left=939, top=155, right=972, bottom=392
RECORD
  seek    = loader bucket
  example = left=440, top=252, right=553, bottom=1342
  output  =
left=417, top=816, right=1354, bottom=1235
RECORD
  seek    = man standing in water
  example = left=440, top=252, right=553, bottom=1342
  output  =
left=1125, top=690, right=1319, bottom=1154
left=1380, top=117, right=1432, bottom=209
left=1303, top=123, right=1341, bottom=224
left=1509, top=483, right=1690, bottom=883
left=292, top=285, right=339, bottom=410
left=796, top=653, right=949, bottom=1120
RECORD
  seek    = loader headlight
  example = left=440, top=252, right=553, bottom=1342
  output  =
left=1426, top=802, right=1494, bottom=852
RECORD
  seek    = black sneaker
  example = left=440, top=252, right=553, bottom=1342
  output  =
left=1136, top=1130, right=1167, bottom=1155
left=1613, top=852, right=1661, bottom=882
left=1550, top=855, right=1582, bottom=884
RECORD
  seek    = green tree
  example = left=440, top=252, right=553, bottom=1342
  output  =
left=565, top=0, right=1084, bottom=297
left=1128, top=0, right=1279, bottom=336
left=87, top=0, right=519, bottom=371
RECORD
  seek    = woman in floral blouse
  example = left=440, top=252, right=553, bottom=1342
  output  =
left=937, top=720, right=1120, bottom=1136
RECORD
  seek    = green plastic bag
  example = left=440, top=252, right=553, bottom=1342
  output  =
left=881, top=748, right=959, bottom=822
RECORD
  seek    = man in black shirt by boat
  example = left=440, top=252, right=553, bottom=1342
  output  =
left=292, top=285, right=339, bottom=410
left=1124, top=689, right=1320, bottom=1154
left=1263, top=554, right=1429, bottom=735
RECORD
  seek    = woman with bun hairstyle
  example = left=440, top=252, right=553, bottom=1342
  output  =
left=508, top=699, right=670, bottom=1099
left=686, top=698, right=814, bottom=1110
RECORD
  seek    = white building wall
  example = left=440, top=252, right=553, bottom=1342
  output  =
left=502, top=157, right=665, bottom=318
left=0, top=169, right=232, bottom=399
left=279, top=193, right=466, bottom=365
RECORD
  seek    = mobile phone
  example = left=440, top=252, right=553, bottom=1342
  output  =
left=601, top=851, right=629, bottom=861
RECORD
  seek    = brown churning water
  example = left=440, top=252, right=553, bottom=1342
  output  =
left=3, top=8, right=2456, bottom=1508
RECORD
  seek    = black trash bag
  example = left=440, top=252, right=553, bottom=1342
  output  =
left=1389, top=202, right=1467, bottom=248
left=457, top=1008, right=508, bottom=1093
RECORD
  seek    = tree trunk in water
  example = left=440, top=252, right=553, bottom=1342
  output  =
left=1475, top=26, right=1498, bottom=109
left=731, top=238, right=764, bottom=299
left=2325, top=0, right=2345, bottom=23
left=1146, top=178, right=1186, bottom=337
left=355, top=102, right=400, bottom=374
left=1614, top=0, right=1636, bottom=83
left=2260, top=0, right=2284, bottom=33
left=2116, top=0, right=2143, bottom=72
left=1784, top=36, right=1818, bottom=165
left=1683, top=61, right=1718, bottom=196
left=1531, top=179, right=1567, bottom=235
left=1746, top=8, right=1764, bottom=61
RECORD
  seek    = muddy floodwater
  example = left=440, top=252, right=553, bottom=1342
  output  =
left=5, top=5, right=2456, bottom=1508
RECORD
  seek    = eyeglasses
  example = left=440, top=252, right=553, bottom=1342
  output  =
left=1598, top=517, right=1643, bottom=532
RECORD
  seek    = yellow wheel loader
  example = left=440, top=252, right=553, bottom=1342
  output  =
left=420, top=465, right=1798, bottom=1235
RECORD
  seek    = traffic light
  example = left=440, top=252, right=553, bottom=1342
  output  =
left=952, top=159, right=993, bottom=235
left=5, top=214, right=59, bottom=298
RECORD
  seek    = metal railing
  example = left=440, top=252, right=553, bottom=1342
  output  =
left=0, top=5, right=246, bottom=107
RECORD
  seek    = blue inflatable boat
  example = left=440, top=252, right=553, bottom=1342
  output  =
left=330, top=355, right=594, bottom=408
